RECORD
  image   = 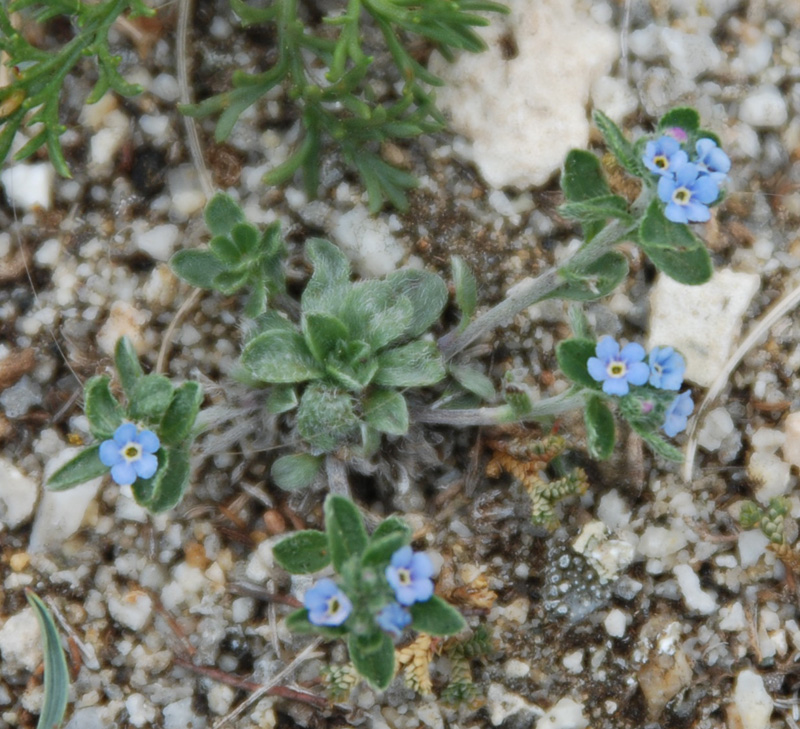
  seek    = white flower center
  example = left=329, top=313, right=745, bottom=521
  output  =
left=396, top=568, right=412, bottom=585
left=653, top=364, right=663, bottom=375
left=326, top=597, right=341, bottom=615
left=672, top=186, right=691, bottom=205
left=606, top=361, right=627, bottom=379
left=654, top=155, right=668, bottom=170
left=122, top=442, right=142, bottom=463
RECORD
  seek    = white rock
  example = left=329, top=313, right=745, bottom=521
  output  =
left=330, top=206, right=405, bottom=277
left=487, top=683, right=543, bottom=726
left=417, top=702, right=444, bottom=729
left=597, top=490, right=631, bottom=530
left=108, top=590, right=153, bottom=631
left=648, top=269, right=761, bottom=387
left=34, top=239, right=61, bottom=268
left=731, top=669, right=772, bottom=729
left=430, top=0, right=617, bottom=188
left=0, top=458, right=38, bottom=529
left=1, top=163, right=55, bottom=211
left=150, top=73, right=181, bottom=102
left=751, top=427, right=785, bottom=454
left=590, top=76, right=638, bottom=124
left=0, top=607, right=41, bottom=672
left=738, top=529, right=770, bottom=568
left=167, top=165, right=207, bottom=219
left=697, top=407, right=735, bottom=451
left=739, top=86, right=788, bottom=129
left=505, top=658, right=532, bottom=678
left=638, top=526, right=687, bottom=560
left=661, top=27, right=723, bottom=79
left=134, top=223, right=180, bottom=262
left=29, top=448, right=103, bottom=552
left=673, top=563, right=718, bottom=615
left=782, top=411, right=800, bottom=467
left=96, top=302, right=148, bottom=358
left=207, top=684, right=235, bottom=716
left=89, top=110, right=130, bottom=170
left=163, top=697, right=206, bottom=729
left=719, top=602, right=747, bottom=632
left=561, top=650, right=583, bottom=674
left=604, top=609, right=628, bottom=638
left=125, top=693, right=157, bottom=728
left=535, top=698, right=589, bottom=729
left=749, top=451, right=792, bottom=503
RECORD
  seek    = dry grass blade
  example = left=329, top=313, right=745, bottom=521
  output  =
left=682, top=279, right=800, bottom=481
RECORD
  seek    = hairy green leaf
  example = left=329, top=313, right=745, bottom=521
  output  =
left=128, top=375, right=174, bottom=423
left=363, top=389, right=409, bottom=435
left=409, top=596, right=466, bottom=636
left=451, top=255, right=478, bottom=324
left=114, top=336, right=143, bottom=398
left=205, top=193, right=246, bottom=236
left=556, top=338, right=602, bottom=390
left=585, top=395, right=615, bottom=460
left=271, top=453, right=323, bottom=491
left=325, top=494, right=368, bottom=571
left=385, top=269, right=448, bottom=338
left=296, top=385, right=359, bottom=451
left=374, top=341, right=446, bottom=387
left=159, top=382, right=203, bottom=446
left=242, top=330, right=323, bottom=384
left=171, top=249, right=229, bottom=290
left=593, top=110, right=642, bottom=176
left=273, top=530, right=330, bottom=573
left=348, top=632, right=395, bottom=690
left=84, top=375, right=123, bottom=439
left=47, top=445, right=108, bottom=491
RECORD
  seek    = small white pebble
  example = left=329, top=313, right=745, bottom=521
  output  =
left=561, top=650, right=583, bottom=674
left=604, top=609, right=628, bottom=638
left=505, top=659, right=532, bottom=678
left=719, top=602, right=747, bottom=631
left=673, top=564, right=718, bottom=614
left=1, top=163, right=54, bottom=210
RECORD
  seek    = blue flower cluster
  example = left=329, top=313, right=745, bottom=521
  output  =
left=100, top=423, right=160, bottom=486
left=588, top=336, right=694, bottom=436
left=643, top=133, right=730, bottom=224
left=303, top=546, right=434, bottom=637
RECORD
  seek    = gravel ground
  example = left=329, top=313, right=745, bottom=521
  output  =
left=4, top=1, right=800, bottom=728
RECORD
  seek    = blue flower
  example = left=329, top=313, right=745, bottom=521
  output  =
left=304, top=578, right=352, bottom=627
left=99, top=423, right=160, bottom=486
left=376, top=602, right=411, bottom=638
left=648, top=346, right=686, bottom=391
left=643, top=136, right=688, bottom=177
left=662, top=391, right=694, bottom=437
left=657, top=162, right=719, bottom=224
left=695, top=138, right=730, bottom=183
left=587, top=337, right=650, bottom=396
left=385, top=546, right=434, bottom=606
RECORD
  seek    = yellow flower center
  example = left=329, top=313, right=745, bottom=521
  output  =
left=327, top=597, right=340, bottom=614
left=607, top=362, right=626, bottom=378
left=672, top=186, right=690, bottom=205
left=654, top=155, right=668, bottom=169
left=122, top=442, right=142, bottom=462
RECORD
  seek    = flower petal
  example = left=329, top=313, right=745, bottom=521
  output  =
left=137, top=429, right=160, bottom=453
left=685, top=201, right=711, bottom=222
left=602, top=377, right=629, bottom=396
left=587, top=357, right=607, bottom=382
left=664, top=202, right=689, bottom=224
left=113, top=422, right=138, bottom=446
left=595, top=336, right=619, bottom=361
left=390, top=545, right=413, bottom=569
left=626, top=361, right=651, bottom=386
left=410, top=552, right=434, bottom=579
left=110, top=461, right=137, bottom=486
left=99, top=440, right=123, bottom=467
left=134, top=453, right=159, bottom=480
left=692, top=175, right=719, bottom=204
left=620, top=342, right=645, bottom=363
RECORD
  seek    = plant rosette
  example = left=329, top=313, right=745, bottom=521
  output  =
left=273, top=495, right=465, bottom=690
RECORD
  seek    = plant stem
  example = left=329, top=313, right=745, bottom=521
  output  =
left=412, top=390, right=586, bottom=427
left=437, top=218, right=638, bottom=360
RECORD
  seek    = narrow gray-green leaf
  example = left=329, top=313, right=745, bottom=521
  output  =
left=273, top=530, right=330, bottom=573
left=385, top=269, right=448, bottom=338
left=170, top=249, right=229, bottom=289
left=374, top=341, right=446, bottom=387
left=205, top=193, right=246, bottom=236
left=449, top=364, right=495, bottom=400
left=324, top=494, right=368, bottom=571
left=25, top=590, right=69, bottom=729
left=451, top=255, right=477, bottom=323
left=159, top=382, right=203, bottom=446
left=584, top=395, right=615, bottom=461
left=241, top=330, right=323, bottom=384
left=84, top=375, right=123, bottom=439
left=363, top=389, right=409, bottom=435
left=47, top=445, right=108, bottom=491
left=271, top=453, right=323, bottom=491
left=114, top=336, right=143, bottom=398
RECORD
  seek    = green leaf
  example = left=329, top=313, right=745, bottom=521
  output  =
left=558, top=195, right=632, bottom=225
left=451, top=256, right=477, bottom=323
left=285, top=608, right=348, bottom=637
left=340, top=282, right=413, bottom=351
left=553, top=252, right=629, bottom=301
left=131, top=447, right=191, bottom=513
left=273, top=530, right=331, bottom=573
left=205, top=193, right=246, bottom=236
left=170, top=249, right=229, bottom=289
left=303, top=313, right=349, bottom=362
left=384, top=269, right=448, bottom=338
left=371, top=516, right=412, bottom=542
left=374, top=341, right=446, bottom=387
left=584, top=395, right=615, bottom=460
left=593, top=110, right=642, bottom=176
left=271, top=453, right=323, bottom=491
left=231, top=222, right=259, bottom=257
left=47, top=445, right=108, bottom=491
left=25, top=590, right=69, bottom=729
left=84, top=376, right=123, bottom=439
left=324, top=494, right=368, bottom=571
left=361, top=531, right=408, bottom=568
left=409, top=596, right=466, bottom=636
left=159, top=382, right=203, bottom=446
left=127, top=375, right=174, bottom=422
left=363, top=389, right=409, bottom=435
left=449, top=364, right=495, bottom=400
left=297, top=385, right=359, bottom=451
left=209, top=235, right=243, bottom=267
left=638, top=200, right=712, bottom=285
left=348, top=632, right=396, bottom=690
left=244, top=280, right=268, bottom=318
left=266, top=385, right=298, bottom=414
left=657, top=107, right=700, bottom=135
left=241, top=330, right=323, bottom=384
left=302, top=238, right=352, bottom=315
left=561, top=149, right=610, bottom=202
left=212, top=268, right=250, bottom=295
left=114, top=336, right=143, bottom=398
left=556, top=338, right=601, bottom=389
left=568, top=304, right=594, bottom=341
left=632, top=425, right=684, bottom=462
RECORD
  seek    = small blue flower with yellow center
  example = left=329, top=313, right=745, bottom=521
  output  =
left=304, top=579, right=352, bottom=627
left=657, top=162, right=719, bottom=224
left=648, top=346, right=686, bottom=391
left=99, top=423, right=160, bottom=486
left=385, top=546, right=434, bottom=606
left=587, top=337, right=650, bottom=397
left=643, top=135, right=688, bottom=177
